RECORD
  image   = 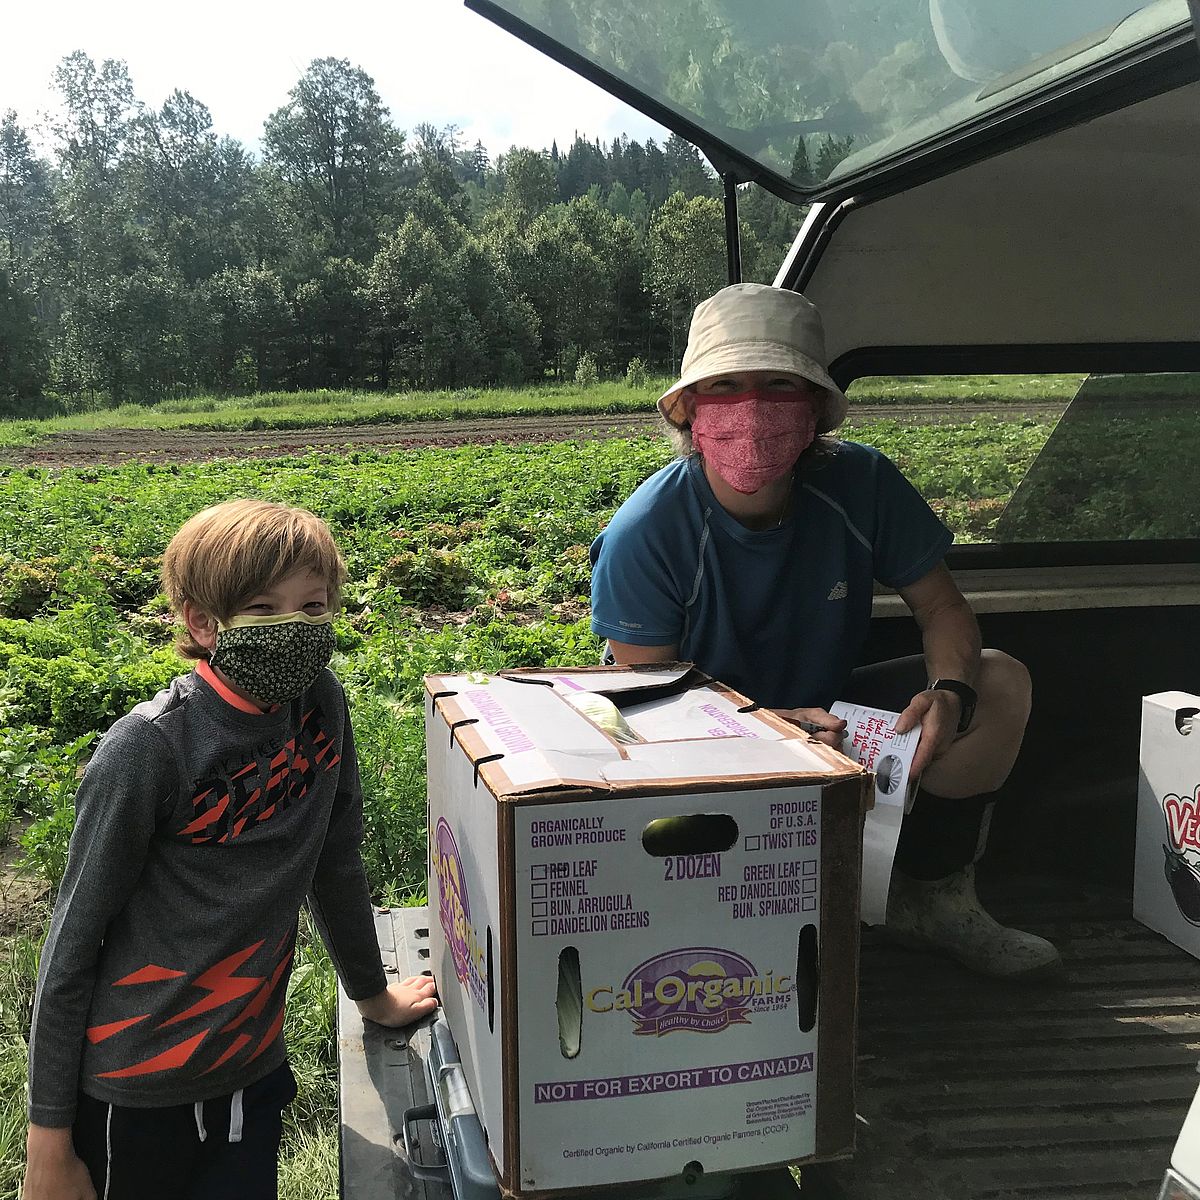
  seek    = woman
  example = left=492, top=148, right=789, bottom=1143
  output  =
left=590, top=282, right=1059, bottom=979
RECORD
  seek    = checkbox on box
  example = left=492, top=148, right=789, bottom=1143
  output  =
left=802, top=859, right=817, bottom=875
left=531, top=883, right=548, bottom=899
left=532, top=921, right=548, bottom=936
left=801, top=896, right=816, bottom=912
left=531, top=864, right=548, bottom=880
left=532, top=902, right=547, bottom=917
left=744, top=835, right=761, bottom=851
left=802, top=878, right=817, bottom=894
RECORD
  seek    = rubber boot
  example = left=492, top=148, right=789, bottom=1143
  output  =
left=885, top=865, right=1063, bottom=979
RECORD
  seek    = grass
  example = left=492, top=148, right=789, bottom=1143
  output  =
left=848, top=373, right=1085, bottom=405
left=0, top=932, right=43, bottom=1200
left=0, top=381, right=673, bottom=449
left=0, top=919, right=342, bottom=1200
left=278, top=919, right=344, bottom=1200
left=0, top=374, right=1083, bottom=449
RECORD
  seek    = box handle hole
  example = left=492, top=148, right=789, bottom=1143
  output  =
left=1176, top=707, right=1198, bottom=736
left=641, top=814, right=737, bottom=857
left=486, top=926, right=495, bottom=1034
left=796, top=923, right=819, bottom=1032
left=557, top=946, right=582, bottom=1058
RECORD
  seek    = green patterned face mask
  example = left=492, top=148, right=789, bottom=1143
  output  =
left=210, top=612, right=336, bottom=704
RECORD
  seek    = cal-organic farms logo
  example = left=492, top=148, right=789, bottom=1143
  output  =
left=431, top=818, right=488, bottom=1008
left=587, top=947, right=791, bottom=1036
left=1162, top=787, right=1200, bottom=925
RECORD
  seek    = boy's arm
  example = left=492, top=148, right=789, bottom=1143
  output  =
left=27, top=715, right=176, bottom=1128
left=23, top=1125, right=96, bottom=1200
left=308, top=697, right=437, bottom=1026
left=306, top=697, right=392, bottom=1003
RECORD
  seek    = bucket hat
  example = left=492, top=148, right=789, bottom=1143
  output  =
left=658, top=283, right=849, bottom=433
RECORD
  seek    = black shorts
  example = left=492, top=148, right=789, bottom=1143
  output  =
left=72, top=1060, right=298, bottom=1200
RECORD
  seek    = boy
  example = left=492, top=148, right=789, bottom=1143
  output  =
left=24, top=499, right=437, bottom=1200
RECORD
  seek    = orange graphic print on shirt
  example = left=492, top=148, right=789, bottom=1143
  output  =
left=86, top=932, right=296, bottom=1080
left=178, top=704, right=340, bottom=845
left=80, top=710, right=338, bottom=1081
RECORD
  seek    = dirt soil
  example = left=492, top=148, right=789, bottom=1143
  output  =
left=0, top=823, right=49, bottom=934
left=6, top=413, right=663, bottom=466
left=3, top=404, right=1059, bottom=467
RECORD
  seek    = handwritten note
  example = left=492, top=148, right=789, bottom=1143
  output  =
left=830, top=702, right=921, bottom=925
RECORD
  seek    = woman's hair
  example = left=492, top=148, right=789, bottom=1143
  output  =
left=162, top=499, right=346, bottom=660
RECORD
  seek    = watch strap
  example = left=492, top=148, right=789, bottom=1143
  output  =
left=927, top=678, right=978, bottom=733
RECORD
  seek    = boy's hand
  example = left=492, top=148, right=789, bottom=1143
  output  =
left=23, top=1124, right=96, bottom=1200
left=356, top=975, right=438, bottom=1027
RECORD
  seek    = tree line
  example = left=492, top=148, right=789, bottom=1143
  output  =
left=0, top=53, right=825, bottom=413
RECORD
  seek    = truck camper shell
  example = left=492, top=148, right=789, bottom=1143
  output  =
left=341, top=4, right=1200, bottom=1197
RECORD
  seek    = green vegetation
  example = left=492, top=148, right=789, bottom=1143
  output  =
left=0, top=418, right=1057, bottom=1197
left=996, top=402, right=1200, bottom=541
left=1, top=53, right=807, bottom=413
left=1, top=934, right=41, bottom=1200
left=0, top=380, right=670, bottom=449
left=849, top=373, right=1084, bottom=405
left=0, top=374, right=1077, bottom=451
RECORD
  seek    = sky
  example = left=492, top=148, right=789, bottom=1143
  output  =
left=2, top=0, right=671, bottom=159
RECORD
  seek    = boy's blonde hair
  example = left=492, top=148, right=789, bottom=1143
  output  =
left=162, top=499, right=347, bottom=660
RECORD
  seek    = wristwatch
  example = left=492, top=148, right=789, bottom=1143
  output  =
left=928, top=679, right=978, bottom=733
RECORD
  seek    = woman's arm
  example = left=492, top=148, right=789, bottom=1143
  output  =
left=604, top=639, right=680, bottom=664
left=895, top=562, right=982, bottom=775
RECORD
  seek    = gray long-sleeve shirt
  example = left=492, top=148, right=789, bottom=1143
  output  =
left=27, top=667, right=387, bottom=1126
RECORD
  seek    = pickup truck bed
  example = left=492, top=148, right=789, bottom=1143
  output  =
left=340, top=880, right=1198, bottom=1200
left=812, top=872, right=1199, bottom=1200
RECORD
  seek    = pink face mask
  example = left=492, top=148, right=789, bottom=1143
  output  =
left=691, top=389, right=819, bottom=495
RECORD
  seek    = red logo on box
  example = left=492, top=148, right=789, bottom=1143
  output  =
left=1162, top=787, right=1200, bottom=925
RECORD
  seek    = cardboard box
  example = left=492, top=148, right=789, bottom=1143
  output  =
left=425, top=664, right=870, bottom=1196
left=1135, top=691, right=1200, bottom=954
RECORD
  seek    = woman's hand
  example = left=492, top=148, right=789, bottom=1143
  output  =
left=23, top=1125, right=95, bottom=1200
left=895, top=688, right=962, bottom=776
left=771, top=707, right=847, bottom=749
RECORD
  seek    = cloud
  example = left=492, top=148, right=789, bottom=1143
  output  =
left=4, top=0, right=669, bottom=157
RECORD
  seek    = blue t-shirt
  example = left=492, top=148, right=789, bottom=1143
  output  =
left=589, top=443, right=953, bottom=710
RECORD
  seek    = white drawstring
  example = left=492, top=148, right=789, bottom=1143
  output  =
left=228, top=1088, right=244, bottom=1144
left=195, top=1088, right=244, bottom=1143
left=103, top=1103, right=113, bottom=1200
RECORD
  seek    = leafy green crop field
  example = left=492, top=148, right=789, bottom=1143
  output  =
left=0, top=382, right=673, bottom=449
left=0, top=417, right=1056, bottom=1199
left=0, top=374, right=1079, bottom=450
left=0, top=416, right=1056, bottom=894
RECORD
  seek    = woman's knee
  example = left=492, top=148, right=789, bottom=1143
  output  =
left=978, top=648, right=1032, bottom=727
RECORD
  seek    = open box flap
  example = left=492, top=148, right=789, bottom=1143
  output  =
left=483, top=748, right=614, bottom=795
left=500, top=663, right=710, bottom=707
left=426, top=668, right=864, bottom=797
left=620, top=689, right=786, bottom=742
left=434, top=674, right=616, bottom=760
left=600, top=736, right=846, bottom=782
